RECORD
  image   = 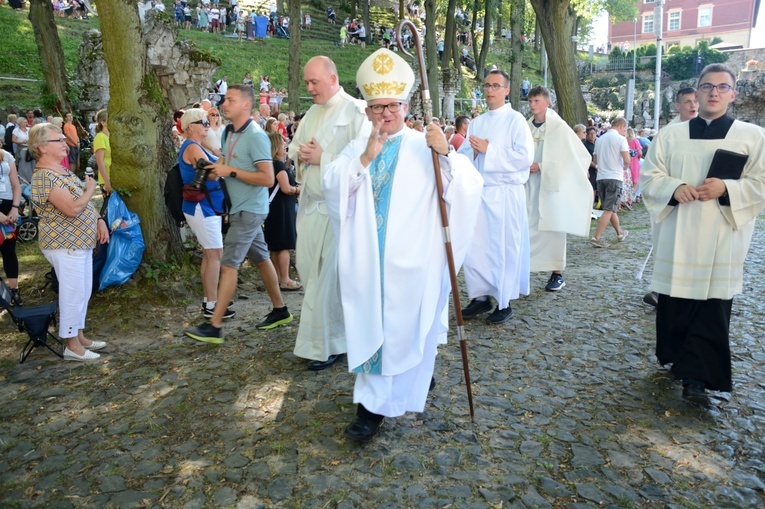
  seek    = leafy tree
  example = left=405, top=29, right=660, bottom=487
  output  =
left=663, top=41, right=727, bottom=80
left=509, top=0, right=524, bottom=111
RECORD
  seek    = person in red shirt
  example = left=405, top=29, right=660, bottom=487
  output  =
left=449, top=115, right=469, bottom=150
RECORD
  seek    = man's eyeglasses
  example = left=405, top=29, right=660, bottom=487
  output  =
left=698, top=83, right=733, bottom=93
left=482, top=83, right=507, bottom=91
left=369, top=102, right=404, bottom=114
left=45, top=138, right=67, bottom=144
left=191, top=119, right=211, bottom=127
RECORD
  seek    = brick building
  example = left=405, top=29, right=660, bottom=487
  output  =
left=609, top=0, right=760, bottom=50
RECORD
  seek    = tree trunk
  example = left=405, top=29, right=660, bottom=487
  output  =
left=288, top=0, right=302, bottom=112
left=529, top=0, right=587, bottom=126
left=277, top=0, right=285, bottom=15
left=423, top=0, right=439, bottom=118
left=28, top=0, right=70, bottom=113
left=98, top=1, right=183, bottom=261
left=533, top=18, right=540, bottom=51
left=475, top=0, right=493, bottom=80
left=496, top=0, right=502, bottom=38
left=361, top=0, right=370, bottom=46
left=351, top=0, right=357, bottom=20
left=470, top=0, right=479, bottom=71
left=399, top=0, right=405, bottom=20
left=442, top=0, right=458, bottom=67
left=509, top=0, right=524, bottom=111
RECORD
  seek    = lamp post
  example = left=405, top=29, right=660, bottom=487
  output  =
left=626, top=17, right=637, bottom=125
left=653, top=0, right=664, bottom=132
left=633, top=17, right=637, bottom=83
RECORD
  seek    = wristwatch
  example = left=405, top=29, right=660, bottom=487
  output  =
left=229, top=171, right=237, bottom=179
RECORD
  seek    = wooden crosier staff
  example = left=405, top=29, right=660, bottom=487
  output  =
left=396, top=19, right=475, bottom=421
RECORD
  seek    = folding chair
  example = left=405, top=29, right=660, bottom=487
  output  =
left=0, top=279, right=63, bottom=363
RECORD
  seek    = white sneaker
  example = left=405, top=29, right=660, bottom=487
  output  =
left=63, top=348, right=101, bottom=361
left=84, top=341, right=107, bottom=351
left=618, top=229, right=629, bottom=242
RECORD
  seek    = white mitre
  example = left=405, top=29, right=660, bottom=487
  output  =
left=356, top=49, right=415, bottom=102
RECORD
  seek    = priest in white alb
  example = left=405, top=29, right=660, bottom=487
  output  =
left=288, top=56, right=372, bottom=371
left=525, top=86, right=593, bottom=292
left=323, top=49, right=483, bottom=442
left=457, top=70, right=534, bottom=324
left=641, top=63, right=765, bottom=408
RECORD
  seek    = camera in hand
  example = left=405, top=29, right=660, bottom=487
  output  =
left=191, top=159, right=213, bottom=190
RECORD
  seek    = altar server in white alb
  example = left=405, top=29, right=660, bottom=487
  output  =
left=641, top=63, right=765, bottom=409
left=525, top=86, right=592, bottom=292
left=323, top=49, right=483, bottom=442
left=457, top=70, right=534, bottom=323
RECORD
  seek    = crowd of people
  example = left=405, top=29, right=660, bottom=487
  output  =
left=170, top=47, right=764, bottom=442
left=3, top=3, right=762, bottom=445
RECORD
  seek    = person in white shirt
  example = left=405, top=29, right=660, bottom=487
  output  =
left=590, top=117, right=630, bottom=247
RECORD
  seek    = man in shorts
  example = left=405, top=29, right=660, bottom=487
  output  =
left=184, top=85, right=293, bottom=343
left=590, top=117, right=629, bottom=247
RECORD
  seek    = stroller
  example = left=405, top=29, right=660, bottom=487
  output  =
left=16, top=178, right=40, bottom=243
left=276, top=25, right=289, bottom=39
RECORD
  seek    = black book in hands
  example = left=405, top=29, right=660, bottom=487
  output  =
left=706, top=149, right=748, bottom=180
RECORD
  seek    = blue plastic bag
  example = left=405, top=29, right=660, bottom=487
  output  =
left=99, top=192, right=146, bottom=291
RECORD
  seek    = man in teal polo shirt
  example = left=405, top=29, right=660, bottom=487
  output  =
left=185, top=84, right=293, bottom=343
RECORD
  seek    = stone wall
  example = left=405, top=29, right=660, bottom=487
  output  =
left=75, top=10, right=218, bottom=121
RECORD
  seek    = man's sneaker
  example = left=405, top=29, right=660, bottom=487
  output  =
left=203, top=305, right=236, bottom=320
left=184, top=322, right=224, bottom=344
left=618, top=229, right=629, bottom=242
left=545, top=273, right=566, bottom=292
left=256, top=307, right=293, bottom=330
left=461, top=298, right=492, bottom=319
left=590, top=237, right=609, bottom=248
left=486, top=305, right=514, bottom=324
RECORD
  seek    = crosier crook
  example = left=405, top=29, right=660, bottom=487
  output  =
left=396, top=19, right=475, bottom=421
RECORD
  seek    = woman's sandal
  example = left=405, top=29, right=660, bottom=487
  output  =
left=280, top=280, right=303, bottom=291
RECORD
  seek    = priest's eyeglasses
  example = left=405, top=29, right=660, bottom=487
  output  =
left=482, top=83, right=506, bottom=91
left=369, top=102, right=404, bottom=114
left=698, top=83, right=733, bottom=93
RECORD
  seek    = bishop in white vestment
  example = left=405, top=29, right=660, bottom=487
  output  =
left=324, top=49, right=483, bottom=441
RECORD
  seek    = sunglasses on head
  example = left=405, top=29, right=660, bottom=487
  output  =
left=191, top=119, right=211, bottom=127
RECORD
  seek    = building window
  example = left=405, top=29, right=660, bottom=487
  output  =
left=698, top=6, right=712, bottom=27
left=643, top=14, right=654, bottom=34
left=669, top=11, right=681, bottom=31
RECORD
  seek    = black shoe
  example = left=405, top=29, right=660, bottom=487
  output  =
left=643, top=292, right=658, bottom=307
left=545, top=273, right=565, bottom=291
left=256, top=307, right=293, bottom=330
left=10, top=288, right=23, bottom=307
left=184, top=322, right=224, bottom=344
left=307, top=354, right=344, bottom=371
left=682, top=383, right=711, bottom=408
left=429, top=376, right=436, bottom=392
left=486, top=305, right=514, bottom=324
left=461, top=298, right=492, bottom=319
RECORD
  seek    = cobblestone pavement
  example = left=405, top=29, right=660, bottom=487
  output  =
left=1, top=205, right=764, bottom=508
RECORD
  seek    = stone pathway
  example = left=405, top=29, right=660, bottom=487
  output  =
left=1, top=205, right=764, bottom=508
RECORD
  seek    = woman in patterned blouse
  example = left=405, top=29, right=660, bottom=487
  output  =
left=29, top=123, right=110, bottom=362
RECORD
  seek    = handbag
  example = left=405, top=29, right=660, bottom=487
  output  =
left=0, top=223, right=16, bottom=247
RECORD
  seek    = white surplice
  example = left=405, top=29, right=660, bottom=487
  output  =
left=287, top=89, right=372, bottom=361
left=323, top=128, right=483, bottom=417
left=641, top=120, right=765, bottom=300
left=526, top=109, right=593, bottom=272
left=457, top=103, right=534, bottom=304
